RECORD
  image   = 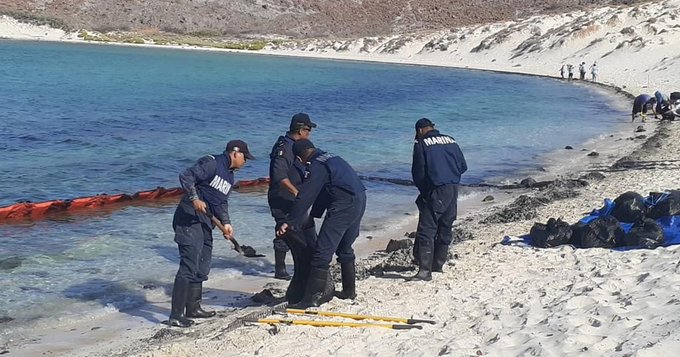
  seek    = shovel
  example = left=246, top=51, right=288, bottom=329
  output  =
left=205, top=211, right=243, bottom=255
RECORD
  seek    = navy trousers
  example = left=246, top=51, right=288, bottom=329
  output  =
left=415, top=184, right=459, bottom=252
left=172, top=203, right=213, bottom=283
left=311, top=191, right=366, bottom=270
left=269, top=198, right=292, bottom=253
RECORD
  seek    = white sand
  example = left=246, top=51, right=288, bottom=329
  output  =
left=2, top=1, right=680, bottom=356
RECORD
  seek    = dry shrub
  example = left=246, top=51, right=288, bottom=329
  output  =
left=574, top=24, right=600, bottom=38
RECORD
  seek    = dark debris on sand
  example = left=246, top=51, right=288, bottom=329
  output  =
left=481, top=179, right=586, bottom=224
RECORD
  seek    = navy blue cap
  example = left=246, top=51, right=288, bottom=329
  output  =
left=226, top=140, right=255, bottom=160
left=290, top=113, right=317, bottom=131
left=292, top=139, right=315, bottom=157
left=415, top=118, right=435, bottom=130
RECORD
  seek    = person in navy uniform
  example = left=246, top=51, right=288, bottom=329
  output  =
left=268, top=113, right=316, bottom=280
left=409, top=118, right=467, bottom=281
left=277, top=139, right=366, bottom=308
left=168, top=140, right=254, bottom=328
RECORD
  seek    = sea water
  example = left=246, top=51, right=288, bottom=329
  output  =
left=0, top=41, right=627, bottom=336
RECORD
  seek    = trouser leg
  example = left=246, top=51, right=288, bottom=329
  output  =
left=432, top=184, right=458, bottom=273
left=334, top=193, right=365, bottom=300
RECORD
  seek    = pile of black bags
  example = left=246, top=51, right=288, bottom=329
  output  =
left=528, top=190, right=680, bottom=249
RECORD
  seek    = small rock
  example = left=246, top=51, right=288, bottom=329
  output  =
left=0, top=316, right=14, bottom=324
left=366, top=235, right=373, bottom=240
left=482, top=195, right=494, bottom=202
left=520, top=177, right=537, bottom=188
left=251, top=289, right=276, bottom=303
left=587, top=151, right=599, bottom=157
left=564, top=145, right=573, bottom=150
left=580, top=172, right=606, bottom=181
left=404, top=231, right=417, bottom=238
left=385, top=239, right=413, bottom=252
left=635, top=135, right=647, bottom=139
left=635, top=125, right=646, bottom=133
left=142, top=284, right=157, bottom=290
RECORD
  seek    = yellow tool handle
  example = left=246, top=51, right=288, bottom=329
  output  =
left=245, top=318, right=421, bottom=330
left=285, top=308, right=435, bottom=325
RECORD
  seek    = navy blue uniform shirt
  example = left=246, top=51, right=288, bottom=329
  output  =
left=412, top=129, right=467, bottom=193
left=268, top=134, right=305, bottom=201
left=178, top=153, right=234, bottom=224
left=287, top=150, right=366, bottom=230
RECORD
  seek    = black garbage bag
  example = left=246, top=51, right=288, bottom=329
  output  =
left=625, top=218, right=665, bottom=249
left=571, top=216, right=625, bottom=248
left=529, top=217, right=572, bottom=248
left=648, top=190, right=680, bottom=219
left=611, top=191, right=648, bottom=223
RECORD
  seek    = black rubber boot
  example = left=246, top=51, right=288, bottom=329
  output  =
left=167, top=275, right=194, bottom=327
left=406, top=243, right=433, bottom=282
left=288, top=267, right=334, bottom=309
left=186, top=283, right=216, bottom=318
left=432, top=244, right=449, bottom=273
left=274, top=250, right=291, bottom=280
left=285, top=230, right=312, bottom=304
left=335, top=261, right=356, bottom=300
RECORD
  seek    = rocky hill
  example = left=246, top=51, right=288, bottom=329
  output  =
left=0, top=0, right=648, bottom=39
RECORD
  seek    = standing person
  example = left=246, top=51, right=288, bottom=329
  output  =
left=631, top=94, right=656, bottom=122
left=268, top=113, right=317, bottom=281
left=277, top=139, right=366, bottom=308
left=560, top=64, right=565, bottom=79
left=590, top=62, right=598, bottom=82
left=409, top=118, right=467, bottom=282
left=579, top=62, right=587, bottom=80
left=567, top=64, right=574, bottom=81
left=168, top=140, right=254, bottom=328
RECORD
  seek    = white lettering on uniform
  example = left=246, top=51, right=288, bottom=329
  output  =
left=423, top=136, right=456, bottom=147
left=209, top=175, right=232, bottom=195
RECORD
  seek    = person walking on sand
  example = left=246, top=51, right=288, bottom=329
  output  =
left=267, top=113, right=317, bottom=281
left=408, top=118, right=467, bottom=282
left=560, top=64, right=565, bottom=79
left=277, top=139, right=366, bottom=308
left=590, top=62, right=599, bottom=82
left=631, top=94, right=656, bottom=123
left=579, top=62, right=587, bottom=80
left=168, top=140, right=254, bottom=328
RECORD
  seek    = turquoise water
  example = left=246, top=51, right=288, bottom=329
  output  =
left=0, top=40, right=627, bottom=335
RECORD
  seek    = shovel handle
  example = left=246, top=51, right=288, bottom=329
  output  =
left=205, top=212, right=242, bottom=254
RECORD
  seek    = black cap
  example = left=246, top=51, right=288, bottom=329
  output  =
left=292, top=139, right=315, bottom=158
left=415, top=118, right=435, bottom=130
left=289, top=113, right=317, bottom=131
left=226, top=140, right=255, bottom=160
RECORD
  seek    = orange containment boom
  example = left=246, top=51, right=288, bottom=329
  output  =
left=0, top=177, right=271, bottom=222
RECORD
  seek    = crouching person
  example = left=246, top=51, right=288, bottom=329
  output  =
left=168, top=140, right=254, bottom=327
left=277, top=139, right=366, bottom=308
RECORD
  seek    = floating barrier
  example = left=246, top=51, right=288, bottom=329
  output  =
left=0, top=177, right=271, bottom=223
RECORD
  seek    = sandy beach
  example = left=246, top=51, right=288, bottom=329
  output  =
left=2, top=0, right=680, bottom=356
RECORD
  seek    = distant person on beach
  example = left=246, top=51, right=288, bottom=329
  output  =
left=267, top=113, right=317, bottom=281
left=408, top=118, right=467, bottom=281
left=168, top=140, right=254, bottom=328
left=631, top=94, right=657, bottom=122
left=579, top=62, right=586, bottom=80
left=590, top=62, right=598, bottom=81
left=560, top=64, right=565, bottom=79
left=277, top=139, right=366, bottom=308
left=567, top=64, right=574, bottom=81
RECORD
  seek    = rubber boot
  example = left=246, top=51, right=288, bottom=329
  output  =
left=285, top=230, right=311, bottom=304
left=406, top=243, right=433, bottom=282
left=335, top=261, right=356, bottom=300
left=167, top=275, right=194, bottom=327
left=274, top=250, right=291, bottom=280
left=288, top=267, right=334, bottom=309
left=432, top=244, right=449, bottom=273
left=186, top=283, right=216, bottom=318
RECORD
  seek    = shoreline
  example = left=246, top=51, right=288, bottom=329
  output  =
left=2, top=1, right=680, bottom=355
